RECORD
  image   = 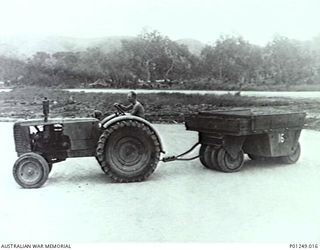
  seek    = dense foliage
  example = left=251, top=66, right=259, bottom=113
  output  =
left=1, top=31, right=320, bottom=89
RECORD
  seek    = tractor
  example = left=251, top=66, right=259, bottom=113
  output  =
left=12, top=104, right=164, bottom=188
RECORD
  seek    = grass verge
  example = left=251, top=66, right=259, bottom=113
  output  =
left=0, top=87, right=319, bottom=130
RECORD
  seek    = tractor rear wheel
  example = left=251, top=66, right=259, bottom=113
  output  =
left=13, top=153, right=50, bottom=188
left=96, top=120, right=161, bottom=182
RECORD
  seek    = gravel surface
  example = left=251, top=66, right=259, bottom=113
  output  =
left=0, top=123, right=319, bottom=242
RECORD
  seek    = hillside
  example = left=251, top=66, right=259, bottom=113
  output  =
left=0, top=35, right=131, bottom=58
left=0, top=35, right=204, bottom=58
left=176, top=38, right=206, bottom=56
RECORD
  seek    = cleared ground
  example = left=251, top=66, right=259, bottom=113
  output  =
left=0, top=123, right=319, bottom=242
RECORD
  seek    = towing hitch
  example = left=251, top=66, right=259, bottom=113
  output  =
left=161, top=142, right=200, bottom=162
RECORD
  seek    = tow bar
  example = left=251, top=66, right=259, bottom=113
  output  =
left=161, top=142, right=200, bottom=162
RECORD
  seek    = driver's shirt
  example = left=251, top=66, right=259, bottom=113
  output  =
left=131, top=101, right=145, bottom=118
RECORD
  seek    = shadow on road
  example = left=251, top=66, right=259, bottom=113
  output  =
left=48, top=172, right=113, bottom=186
left=241, top=158, right=294, bottom=172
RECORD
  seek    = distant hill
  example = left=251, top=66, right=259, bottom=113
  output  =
left=176, top=38, right=206, bottom=56
left=0, top=35, right=132, bottom=58
left=0, top=35, right=206, bottom=58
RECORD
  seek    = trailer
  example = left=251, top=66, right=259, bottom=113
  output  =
left=180, top=109, right=306, bottom=172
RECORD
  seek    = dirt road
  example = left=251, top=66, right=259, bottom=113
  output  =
left=0, top=123, right=319, bottom=242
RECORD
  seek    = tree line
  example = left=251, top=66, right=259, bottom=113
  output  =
left=1, top=30, right=320, bottom=89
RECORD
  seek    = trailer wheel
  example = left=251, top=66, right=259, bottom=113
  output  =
left=199, top=145, right=210, bottom=168
left=199, top=145, right=220, bottom=170
left=280, top=142, right=301, bottom=164
left=216, top=148, right=244, bottom=173
left=13, top=153, right=49, bottom=188
left=96, top=120, right=161, bottom=182
left=204, top=146, right=220, bottom=170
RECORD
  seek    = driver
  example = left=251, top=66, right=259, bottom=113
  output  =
left=115, top=91, right=145, bottom=118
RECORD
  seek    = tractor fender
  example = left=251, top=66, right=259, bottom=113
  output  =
left=101, top=115, right=165, bottom=153
left=100, top=113, right=117, bottom=125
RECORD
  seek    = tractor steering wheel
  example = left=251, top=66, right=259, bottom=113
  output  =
left=114, top=103, right=126, bottom=115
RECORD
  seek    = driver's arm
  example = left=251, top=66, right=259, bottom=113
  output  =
left=118, top=103, right=133, bottom=111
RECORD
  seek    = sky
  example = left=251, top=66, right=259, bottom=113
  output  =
left=0, top=0, right=319, bottom=45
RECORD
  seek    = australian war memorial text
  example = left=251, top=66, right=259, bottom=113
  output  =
left=1, top=244, right=71, bottom=249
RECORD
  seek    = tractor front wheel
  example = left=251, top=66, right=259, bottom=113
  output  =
left=13, top=153, right=50, bottom=188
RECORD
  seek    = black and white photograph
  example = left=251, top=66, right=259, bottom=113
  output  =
left=0, top=0, right=319, bottom=248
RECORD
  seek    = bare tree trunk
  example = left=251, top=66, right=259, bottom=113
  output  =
left=165, top=60, right=174, bottom=79
left=145, top=60, right=151, bottom=82
left=51, top=69, right=57, bottom=85
left=219, top=66, right=223, bottom=80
